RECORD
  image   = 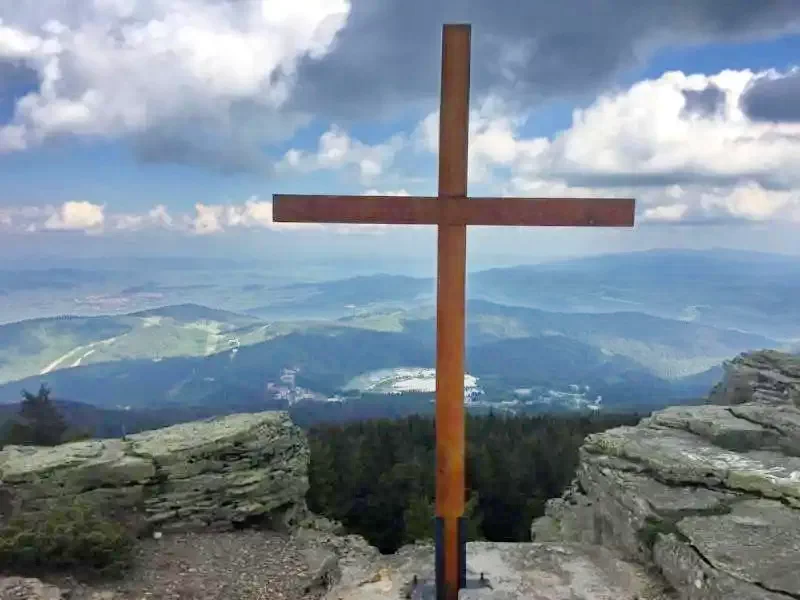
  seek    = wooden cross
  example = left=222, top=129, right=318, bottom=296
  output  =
left=273, top=23, right=635, bottom=600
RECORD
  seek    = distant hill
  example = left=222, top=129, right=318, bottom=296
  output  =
left=129, top=303, right=261, bottom=325
left=0, top=303, right=267, bottom=384
left=254, top=249, right=800, bottom=339
left=0, top=268, right=109, bottom=293
left=0, top=321, right=718, bottom=413
left=246, top=274, right=434, bottom=320
left=356, top=299, right=780, bottom=379
left=469, top=249, right=800, bottom=339
left=1, top=247, right=794, bottom=416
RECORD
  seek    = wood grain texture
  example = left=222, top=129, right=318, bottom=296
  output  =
left=435, top=24, right=471, bottom=600
left=272, top=195, right=635, bottom=226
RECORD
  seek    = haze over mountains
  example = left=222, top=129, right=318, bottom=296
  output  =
left=0, top=248, right=795, bottom=428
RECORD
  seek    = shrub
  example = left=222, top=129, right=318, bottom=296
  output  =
left=0, top=501, right=136, bottom=577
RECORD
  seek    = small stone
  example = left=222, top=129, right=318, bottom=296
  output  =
left=153, top=531, right=163, bottom=540
left=0, top=577, right=63, bottom=600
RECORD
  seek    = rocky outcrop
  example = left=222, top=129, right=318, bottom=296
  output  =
left=0, top=411, right=309, bottom=533
left=532, top=350, right=800, bottom=600
left=708, top=350, right=800, bottom=407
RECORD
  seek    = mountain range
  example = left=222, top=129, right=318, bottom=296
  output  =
left=0, top=249, right=796, bottom=422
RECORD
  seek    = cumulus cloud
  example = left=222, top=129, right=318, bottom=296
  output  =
left=516, top=70, right=800, bottom=190
left=363, top=189, right=410, bottom=196
left=740, top=68, right=800, bottom=122
left=43, top=201, right=105, bottom=232
left=182, top=198, right=323, bottom=235
left=0, top=0, right=350, bottom=165
left=415, top=96, right=547, bottom=184
left=112, top=204, right=176, bottom=232
left=1, top=1, right=799, bottom=168
left=641, top=204, right=689, bottom=223
left=404, top=68, right=800, bottom=225
left=278, top=126, right=405, bottom=183
left=503, top=177, right=800, bottom=226
left=1, top=195, right=433, bottom=237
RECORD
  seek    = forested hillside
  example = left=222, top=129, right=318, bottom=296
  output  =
left=306, top=412, right=640, bottom=552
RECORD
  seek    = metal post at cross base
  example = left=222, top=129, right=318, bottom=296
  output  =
left=273, top=23, right=636, bottom=600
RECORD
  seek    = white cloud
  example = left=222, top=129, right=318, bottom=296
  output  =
left=0, top=0, right=351, bottom=160
left=187, top=203, right=224, bottom=236
left=363, top=189, right=411, bottom=196
left=504, top=177, right=800, bottom=225
left=183, top=197, right=323, bottom=235
left=492, top=69, right=800, bottom=189
left=0, top=205, right=56, bottom=230
left=411, top=68, right=800, bottom=226
left=642, top=204, right=689, bottom=222
left=278, top=126, right=405, bottom=184
left=148, top=205, right=174, bottom=229
left=3, top=197, right=338, bottom=236
left=43, top=201, right=105, bottom=232
left=223, top=197, right=321, bottom=231
left=415, top=96, right=548, bottom=183
left=112, top=214, right=144, bottom=231
left=0, top=18, right=49, bottom=59
left=112, top=204, right=176, bottom=231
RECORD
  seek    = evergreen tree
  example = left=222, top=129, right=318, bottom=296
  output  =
left=306, top=412, right=640, bottom=552
left=403, top=494, right=435, bottom=543
left=2, top=384, right=68, bottom=447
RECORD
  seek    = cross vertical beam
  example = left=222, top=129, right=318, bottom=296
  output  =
left=270, top=22, right=636, bottom=600
left=435, top=24, right=470, bottom=600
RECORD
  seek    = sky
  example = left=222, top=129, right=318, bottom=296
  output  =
left=1, top=0, right=800, bottom=266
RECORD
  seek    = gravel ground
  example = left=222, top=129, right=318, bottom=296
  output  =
left=56, top=531, right=326, bottom=600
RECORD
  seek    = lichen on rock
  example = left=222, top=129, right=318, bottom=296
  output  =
left=0, top=411, right=309, bottom=534
left=532, top=350, right=800, bottom=600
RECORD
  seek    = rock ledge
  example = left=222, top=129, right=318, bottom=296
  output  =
left=533, top=350, right=800, bottom=600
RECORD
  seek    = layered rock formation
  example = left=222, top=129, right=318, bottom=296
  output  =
left=0, top=411, right=309, bottom=533
left=533, top=350, right=800, bottom=600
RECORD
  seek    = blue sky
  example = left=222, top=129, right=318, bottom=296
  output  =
left=1, top=1, right=800, bottom=265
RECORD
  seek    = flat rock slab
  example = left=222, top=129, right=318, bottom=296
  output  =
left=676, top=499, right=800, bottom=596
left=584, top=421, right=800, bottom=502
left=325, top=542, right=672, bottom=600
left=0, top=440, right=154, bottom=493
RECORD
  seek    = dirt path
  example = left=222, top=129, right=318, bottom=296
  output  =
left=57, top=531, right=326, bottom=600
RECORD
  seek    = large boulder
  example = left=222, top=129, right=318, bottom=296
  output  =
left=532, top=350, right=800, bottom=600
left=0, top=411, right=309, bottom=533
left=708, top=349, right=800, bottom=407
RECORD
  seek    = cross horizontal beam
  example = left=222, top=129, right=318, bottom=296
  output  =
left=272, top=195, right=635, bottom=227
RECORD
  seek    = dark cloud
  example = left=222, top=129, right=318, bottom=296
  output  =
left=290, top=0, right=800, bottom=119
left=132, top=103, right=307, bottom=174
left=549, top=168, right=797, bottom=192
left=740, top=70, right=800, bottom=122
left=681, top=84, right=726, bottom=118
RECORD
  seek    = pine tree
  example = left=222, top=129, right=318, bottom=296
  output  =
left=403, top=494, right=434, bottom=543
left=2, top=384, right=68, bottom=447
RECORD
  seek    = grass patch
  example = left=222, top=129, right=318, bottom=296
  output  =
left=0, top=501, right=136, bottom=578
